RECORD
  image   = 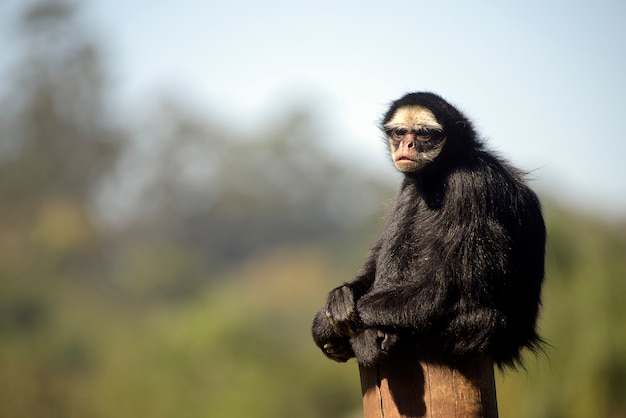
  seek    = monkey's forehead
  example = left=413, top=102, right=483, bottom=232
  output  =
left=384, top=106, right=442, bottom=130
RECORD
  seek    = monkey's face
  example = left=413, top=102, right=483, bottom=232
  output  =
left=384, top=106, right=446, bottom=173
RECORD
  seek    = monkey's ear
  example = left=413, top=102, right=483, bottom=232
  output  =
left=454, top=120, right=473, bottom=137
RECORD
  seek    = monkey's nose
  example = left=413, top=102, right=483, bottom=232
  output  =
left=404, top=139, right=415, bottom=149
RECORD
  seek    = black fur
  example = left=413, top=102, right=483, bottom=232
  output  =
left=312, top=92, right=546, bottom=369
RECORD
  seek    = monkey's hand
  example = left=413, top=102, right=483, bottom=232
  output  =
left=312, top=309, right=356, bottom=363
left=325, top=285, right=363, bottom=337
left=322, top=338, right=355, bottom=363
left=350, top=328, right=399, bottom=367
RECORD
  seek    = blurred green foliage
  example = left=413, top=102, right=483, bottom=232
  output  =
left=0, top=2, right=625, bottom=417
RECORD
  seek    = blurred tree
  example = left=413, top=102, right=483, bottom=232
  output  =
left=0, top=0, right=124, bottom=300
left=0, top=2, right=123, bottom=415
left=103, top=95, right=393, bottom=269
left=0, top=0, right=121, bottom=217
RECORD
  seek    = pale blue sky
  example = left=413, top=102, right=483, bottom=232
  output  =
left=2, top=0, right=625, bottom=216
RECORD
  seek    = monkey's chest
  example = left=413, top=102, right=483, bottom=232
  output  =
left=372, top=191, right=444, bottom=288
left=374, top=228, right=436, bottom=287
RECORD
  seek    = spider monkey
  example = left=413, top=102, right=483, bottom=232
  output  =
left=312, top=92, right=546, bottom=368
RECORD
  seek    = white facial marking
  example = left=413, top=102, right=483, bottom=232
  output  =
left=385, top=106, right=446, bottom=173
left=384, top=106, right=443, bottom=131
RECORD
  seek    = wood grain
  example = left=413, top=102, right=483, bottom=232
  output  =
left=359, top=349, right=498, bottom=418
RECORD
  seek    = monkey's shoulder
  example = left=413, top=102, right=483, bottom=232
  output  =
left=448, top=152, right=542, bottom=213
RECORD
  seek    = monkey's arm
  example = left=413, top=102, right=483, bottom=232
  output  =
left=344, top=280, right=435, bottom=366
left=356, top=283, right=446, bottom=331
left=353, top=282, right=509, bottom=365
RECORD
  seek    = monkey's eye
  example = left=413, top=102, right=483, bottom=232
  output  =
left=387, top=128, right=442, bottom=142
left=390, top=128, right=408, bottom=140
left=415, top=129, right=432, bottom=142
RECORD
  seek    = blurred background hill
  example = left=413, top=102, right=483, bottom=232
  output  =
left=0, top=1, right=625, bottom=417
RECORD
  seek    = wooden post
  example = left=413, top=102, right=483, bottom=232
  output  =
left=359, top=347, right=498, bottom=418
